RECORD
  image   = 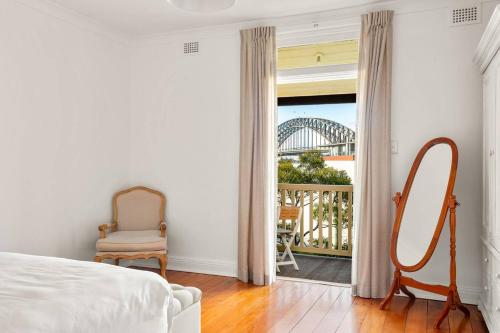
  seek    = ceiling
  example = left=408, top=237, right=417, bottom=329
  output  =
left=49, top=0, right=386, bottom=36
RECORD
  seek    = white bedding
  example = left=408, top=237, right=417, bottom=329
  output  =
left=0, top=252, right=173, bottom=333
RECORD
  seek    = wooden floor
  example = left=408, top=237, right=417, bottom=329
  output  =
left=276, top=254, right=352, bottom=284
left=164, top=270, right=488, bottom=333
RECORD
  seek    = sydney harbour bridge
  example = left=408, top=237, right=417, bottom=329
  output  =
left=278, top=118, right=355, bottom=157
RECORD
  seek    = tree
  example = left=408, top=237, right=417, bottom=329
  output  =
left=278, top=150, right=351, bottom=185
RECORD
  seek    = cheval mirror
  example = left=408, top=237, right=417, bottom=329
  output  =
left=380, top=137, right=469, bottom=328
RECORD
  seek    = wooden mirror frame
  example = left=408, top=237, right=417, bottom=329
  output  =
left=379, top=137, right=469, bottom=328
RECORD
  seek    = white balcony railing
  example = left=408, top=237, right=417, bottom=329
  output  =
left=278, top=183, right=353, bottom=257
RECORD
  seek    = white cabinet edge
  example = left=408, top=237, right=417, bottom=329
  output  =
left=475, top=5, right=500, bottom=73
left=481, top=235, right=500, bottom=262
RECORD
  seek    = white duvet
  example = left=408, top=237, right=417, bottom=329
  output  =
left=0, top=252, right=173, bottom=333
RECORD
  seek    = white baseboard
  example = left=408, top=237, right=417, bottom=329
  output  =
left=118, top=256, right=237, bottom=278
left=405, top=286, right=481, bottom=305
left=168, top=256, right=237, bottom=277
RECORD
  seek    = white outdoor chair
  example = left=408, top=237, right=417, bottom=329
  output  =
left=276, top=206, right=302, bottom=272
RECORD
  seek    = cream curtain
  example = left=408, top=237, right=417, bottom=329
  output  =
left=238, top=26, right=277, bottom=285
left=353, top=10, right=394, bottom=298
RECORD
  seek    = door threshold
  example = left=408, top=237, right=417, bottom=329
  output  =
left=277, top=275, right=351, bottom=288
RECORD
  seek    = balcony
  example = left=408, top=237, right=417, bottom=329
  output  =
left=277, top=183, right=353, bottom=284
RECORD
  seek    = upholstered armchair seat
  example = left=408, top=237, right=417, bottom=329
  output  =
left=95, top=186, right=168, bottom=278
left=96, top=230, right=167, bottom=252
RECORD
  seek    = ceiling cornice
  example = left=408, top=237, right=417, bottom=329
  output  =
left=14, top=0, right=495, bottom=46
left=13, top=0, right=130, bottom=45
left=133, top=0, right=465, bottom=45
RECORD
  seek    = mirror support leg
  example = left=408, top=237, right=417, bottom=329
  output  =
left=435, top=292, right=452, bottom=329
left=400, top=285, right=416, bottom=300
left=434, top=196, right=470, bottom=328
left=454, top=292, right=470, bottom=317
left=379, top=270, right=401, bottom=309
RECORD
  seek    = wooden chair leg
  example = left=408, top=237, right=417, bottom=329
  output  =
left=159, top=255, right=167, bottom=279
left=94, top=256, right=103, bottom=263
left=114, top=259, right=120, bottom=266
left=279, top=236, right=288, bottom=261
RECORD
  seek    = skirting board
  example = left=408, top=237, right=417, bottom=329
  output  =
left=168, top=256, right=237, bottom=277
left=119, top=256, right=238, bottom=278
left=404, top=286, right=481, bottom=305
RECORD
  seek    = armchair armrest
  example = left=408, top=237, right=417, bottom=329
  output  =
left=160, top=221, right=167, bottom=237
left=98, top=223, right=117, bottom=239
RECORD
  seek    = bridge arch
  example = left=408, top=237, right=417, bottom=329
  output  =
left=278, top=118, right=355, bottom=154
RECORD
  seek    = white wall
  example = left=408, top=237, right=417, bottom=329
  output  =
left=129, top=34, right=241, bottom=275
left=129, top=0, right=499, bottom=300
left=0, top=1, right=131, bottom=260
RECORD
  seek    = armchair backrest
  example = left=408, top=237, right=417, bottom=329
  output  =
left=113, top=186, right=166, bottom=231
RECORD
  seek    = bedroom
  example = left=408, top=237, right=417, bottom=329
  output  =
left=1, top=0, right=499, bottom=332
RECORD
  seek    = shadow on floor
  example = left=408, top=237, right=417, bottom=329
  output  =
left=277, top=254, right=351, bottom=284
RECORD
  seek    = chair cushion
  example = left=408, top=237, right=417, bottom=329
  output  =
left=96, top=230, right=166, bottom=252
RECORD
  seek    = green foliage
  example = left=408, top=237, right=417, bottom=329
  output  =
left=278, top=151, right=351, bottom=185
left=312, top=193, right=349, bottom=230
left=277, top=159, right=303, bottom=184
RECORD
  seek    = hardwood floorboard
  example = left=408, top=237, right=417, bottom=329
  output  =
left=210, top=280, right=291, bottom=332
left=448, top=305, right=473, bottom=333
left=251, top=280, right=315, bottom=332
left=290, top=286, right=343, bottom=333
left=427, top=300, right=450, bottom=333
left=358, top=299, right=388, bottom=333
left=313, top=287, right=355, bottom=332
left=138, top=269, right=488, bottom=333
left=381, top=296, right=410, bottom=333
left=334, top=296, right=372, bottom=333
left=465, top=304, right=489, bottom=333
left=269, top=283, right=329, bottom=332
left=405, top=298, right=428, bottom=333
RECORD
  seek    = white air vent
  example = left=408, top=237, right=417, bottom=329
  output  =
left=184, top=41, right=199, bottom=54
left=449, top=4, right=480, bottom=26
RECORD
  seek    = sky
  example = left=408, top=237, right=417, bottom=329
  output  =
left=277, top=103, right=356, bottom=130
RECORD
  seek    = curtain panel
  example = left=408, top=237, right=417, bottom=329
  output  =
left=238, top=26, right=277, bottom=285
left=353, top=10, right=394, bottom=298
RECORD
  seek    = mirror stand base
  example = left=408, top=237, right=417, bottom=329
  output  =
left=434, top=289, right=470, bottom=329
left=380, top=270, right=470, bottom=329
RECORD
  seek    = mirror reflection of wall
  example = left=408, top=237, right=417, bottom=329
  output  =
left=396, top=144, right=452, bottom=267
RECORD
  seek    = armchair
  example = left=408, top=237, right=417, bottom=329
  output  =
left=94, top=186, right=168, bottom=278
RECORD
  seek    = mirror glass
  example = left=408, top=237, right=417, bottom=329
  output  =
left=396, top=143, right=452, bottom=267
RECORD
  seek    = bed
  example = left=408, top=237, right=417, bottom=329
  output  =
left=0, top=252, right=175, bottom=333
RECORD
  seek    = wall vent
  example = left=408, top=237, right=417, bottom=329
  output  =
left=184, top=41, right=199, bottom=54
left=449, top=4, right=480, bottom=26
